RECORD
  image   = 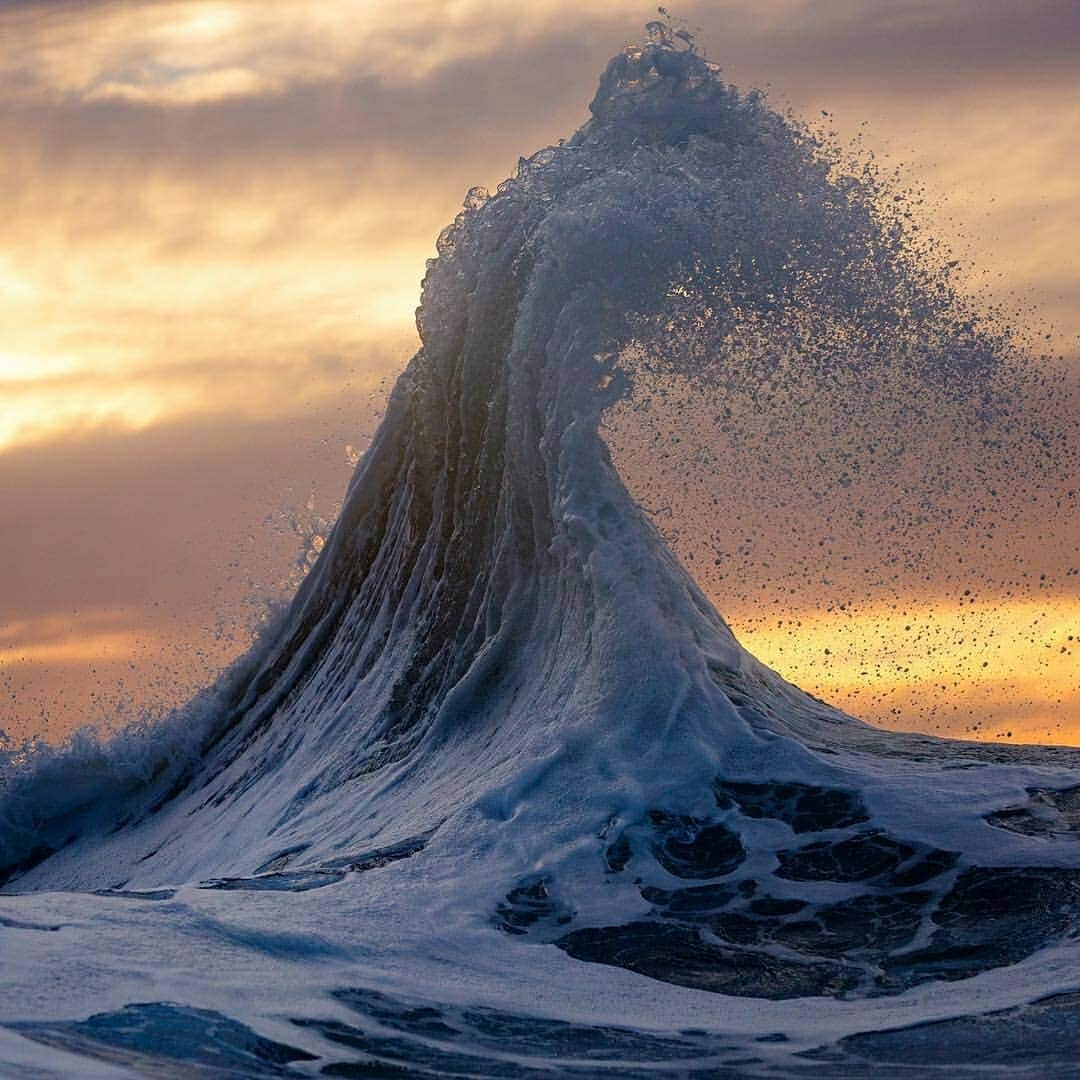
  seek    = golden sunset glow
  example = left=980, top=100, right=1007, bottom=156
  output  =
left=1, top=0, right=1076, bottom=746
left=736, top=597, right=1079, bottom=744
left=0, top=623, right=147, bottom=667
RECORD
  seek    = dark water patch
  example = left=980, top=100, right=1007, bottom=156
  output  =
left=577, top=782, right=1076, bottom=999
left=891, top=848, right=960, bottom=888
left=0, top=914, right=62, bottom=931
left=749, top=896, right=808, bottom=917
left=0, top=843, right=58, bottom=890
left=986, top=786, right=1080, bottom=840
left=309, top=985, right=757, bottom=1077
left=774, top=892, right=930, bottom=959
left=641, top=881, right=743, bottom=916
left=93, top=887, right=177, bottom=901
left=691, top=889, right=929, bottom=967
left=651, top=880, right=930, bottom=972
left=333, top=985, right=721, bottom=1061
left=776, top=831, right=957, bottom=887
left=202, top=830, right=439, bottom=893
left=255, top=844, right=312, bottom=874
left=334, top=989, right=460, bottom=1041
left=12, top=1001, right=317, bottom=1077
left=714, top=780, right=868, bottom=834
left=304, top=1020, right=743, bottom=1079
left=648, top=812, right=746, bottom=879
left=558, top=862, right=1080, bottom=999
left=557, top=921, right=861, bottom=998
left=602, top=811, right=745, bottom=881
left=319, top=829, right=439, bottom=873
left=459, top=1007, right=705, bottom=1062
left=882, top=866, right=1080, bottom=989
left=832, top=990, right=1080, bottom=1070
left=604, top=832, right=631, bottom=873
left=200, top=869, right=345, bottom=893
left=297, top=1019, right=526, bottom=1078
left=323, top=1062, right=424, bottom=1078
left=320, top=1052, right=750, bottom=1080
left=494, top=874, right=573, bottom=937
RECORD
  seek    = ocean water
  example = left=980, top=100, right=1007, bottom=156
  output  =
left=2, top=25, right=1079, bottom=1078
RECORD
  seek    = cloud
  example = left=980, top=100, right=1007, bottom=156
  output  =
left=85, top=65, right=280, bottom=106
left=688, top=0, right=1080, bottom=90
left=0, top=397, right=381, bottom=624
left=2, top=2, right=1076, bottom=342
left=0, top=348, right=405, bottom=453
left=9, top=1, right=1075, bottom=156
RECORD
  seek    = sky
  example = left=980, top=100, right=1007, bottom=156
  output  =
left=0, top=0, right=1077, bottom=745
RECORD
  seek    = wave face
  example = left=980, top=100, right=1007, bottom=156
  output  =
left=3, top=28, right=1080, bottom=1077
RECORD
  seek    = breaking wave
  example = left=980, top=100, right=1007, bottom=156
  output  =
left=2, top=23, right=1079, bottom=1076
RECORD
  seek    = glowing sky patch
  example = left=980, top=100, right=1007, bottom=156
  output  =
left=737, top=597, right=1080, bottom=744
